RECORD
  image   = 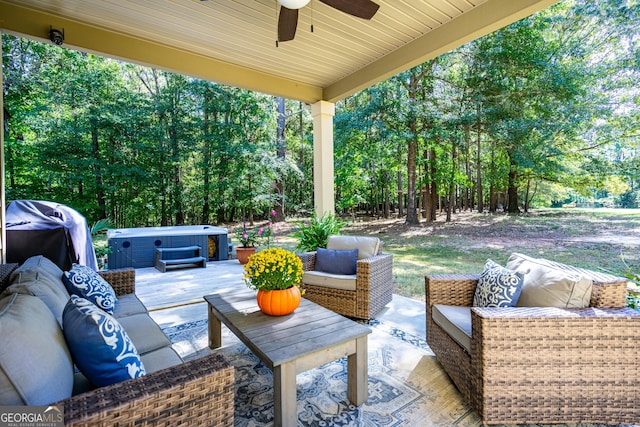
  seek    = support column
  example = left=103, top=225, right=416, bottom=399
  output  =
left=311, top=101, right=335, bottom=216
left=0, top=29, right=6, bottom=262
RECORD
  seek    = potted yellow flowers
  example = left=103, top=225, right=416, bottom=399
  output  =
left=243, top=247, right=304, bottom=316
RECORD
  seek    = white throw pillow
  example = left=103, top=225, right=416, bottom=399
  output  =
left=506, top=253, right=592, bottom=308
left=327, top=235, right=380, bottom=259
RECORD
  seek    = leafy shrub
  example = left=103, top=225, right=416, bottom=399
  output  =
left=626, top=293, right=639, bottom=310
left=91, top=219, right=114, bottom=264
left=622, top=255, right=640, bottom=311
left=293, top=212, right=345, bottom=252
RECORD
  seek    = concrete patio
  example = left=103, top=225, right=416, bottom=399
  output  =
left=137, top=259, right=426, bottom=339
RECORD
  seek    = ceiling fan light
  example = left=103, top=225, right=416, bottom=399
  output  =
left=278, top=0, right=310, bottom=9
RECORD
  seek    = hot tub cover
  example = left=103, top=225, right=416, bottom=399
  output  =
left=6, top=200, right=98, bottom=270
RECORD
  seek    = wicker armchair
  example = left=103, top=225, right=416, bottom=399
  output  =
left=57, top=269, right=235, bottom=427
left=426, top=263, right=640, bottom=425
left=299, top=235, right=393, bottom=320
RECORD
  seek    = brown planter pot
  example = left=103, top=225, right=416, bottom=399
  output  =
left=236, top=247, right=256, bottom=264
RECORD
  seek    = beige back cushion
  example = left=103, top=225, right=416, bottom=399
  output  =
left=327, top=235, right=380, bottom=259
left=0, top=294, right=74, bottom=405
left=506, top=253, right=593, bottom=308
left=3, top=256, right=70, bottom=326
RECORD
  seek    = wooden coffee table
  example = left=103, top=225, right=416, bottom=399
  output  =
left=204, top=288, right=371, bottom=427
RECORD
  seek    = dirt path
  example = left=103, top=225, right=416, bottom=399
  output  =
left=344, top=210, right=640, bottom=248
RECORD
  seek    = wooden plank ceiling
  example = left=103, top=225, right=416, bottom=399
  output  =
left=0, top=0, right=557, bottom=103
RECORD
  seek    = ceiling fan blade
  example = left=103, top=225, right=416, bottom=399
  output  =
left=278, top=7, right=299, bottom=42
left=319, top=0, right=379, bottom=20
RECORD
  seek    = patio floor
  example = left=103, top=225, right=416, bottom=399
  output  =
left=135, top=259, right=426, bottom=339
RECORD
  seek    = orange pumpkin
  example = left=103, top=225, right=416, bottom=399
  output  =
left=256, top=286, right=301, bottom=316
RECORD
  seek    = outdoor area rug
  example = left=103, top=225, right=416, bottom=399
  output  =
left=162, top=319, right=636, bottom=427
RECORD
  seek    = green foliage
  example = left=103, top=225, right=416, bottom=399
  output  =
left=90, top=218, right=114, bottom=237
left=293, top=212, right=346, bottom=252
left=234, top=222, right=261, bottom=248
left=3, top=0, right=639, bottom=224
left=621, top=254, right=640, bottom=311
left=89, top=219, right=114, bottom=262
left=626, top=289, right=640, bottom=311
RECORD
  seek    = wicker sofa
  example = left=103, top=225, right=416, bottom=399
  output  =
left=299, top=235, right=393, bottom=319
left=0, top=256, right=234, bottom=427
left=425, top=253, right=640, bottom=425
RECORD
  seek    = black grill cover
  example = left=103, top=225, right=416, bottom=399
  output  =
left=6, top=200, right=98, bottom=271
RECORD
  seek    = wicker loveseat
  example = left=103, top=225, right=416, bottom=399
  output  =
left=299, top=235, right=393, bottom=319
left=0, top=257, right=234, bottom=427
left=426, top=253, right=640, bottom=425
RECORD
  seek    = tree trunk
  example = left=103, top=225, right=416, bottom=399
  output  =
left=428, top=148, right=437, bottom=222
left=447, top=140, right=457, bottom=222
left=524, top=178, right=531, bottom=213
left=247, top=174, right=254, bottom=225
left=157, top=115, right=169, bottom=226
left=476, top=107, right=483, bottom=213
left=489, top=142, right=497, bottom=213
left=403, top=66, right=433, bottom=225
left=421, top=149, right=428, bottom=220
left=384, top=170, right=390, bottom=218
left=274, top=97, right=286, bottom=222
left=168, top=115, right=184, bottom=225
left=202, top=104, right=212, bottom=224
left=216, top=111, right=230, bottom=224
left=489, top=185, right=497, bottom=212
left=406, top=130, right=419, bottom=224
left=507, top=157, right=520, bottom=214
left=91, top=120, right=107, bottom=220
left=396, top=145, right=404, bottom=218
left=464, top=123, right=471, bottom=212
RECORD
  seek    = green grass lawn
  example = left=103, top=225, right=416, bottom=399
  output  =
left=339, top=208, right=640, bottom=301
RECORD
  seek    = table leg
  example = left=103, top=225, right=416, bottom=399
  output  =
left=273, top=361, right=297, bottom=427
left=347, top=336, right=368, bottom=405
left=208, top=304, right=222, bottom=349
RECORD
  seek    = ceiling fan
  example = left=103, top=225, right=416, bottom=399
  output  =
left=277, top=0, right=380, bottom=42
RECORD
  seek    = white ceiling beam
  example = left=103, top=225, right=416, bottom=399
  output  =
left=324, top=0, right=559, bottom=101
left=0, top=0, right=558, bottom=103
left=0, top=1, right=323, bottom=103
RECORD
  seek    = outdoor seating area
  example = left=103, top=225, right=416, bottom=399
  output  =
left=0, top=256, right=234, bottom=426
left=2, top=0, right=639, bottom=425
left=299, top=235, right=394, bottom=319
left=1, top=249, right=639, bottom=425
left=426, top=253, right=640, bottom=425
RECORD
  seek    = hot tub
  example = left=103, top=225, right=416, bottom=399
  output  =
left=107, top=225, right=228, bottom=269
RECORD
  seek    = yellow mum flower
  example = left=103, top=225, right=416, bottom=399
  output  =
left=243, top=247, right=304, bottom=292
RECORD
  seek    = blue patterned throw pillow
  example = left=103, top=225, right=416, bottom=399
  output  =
left=473, top=259, right=524, bottom=308
left=63, top=263, right=117, bottom=314
left=63, top=295, right=145, bottom=387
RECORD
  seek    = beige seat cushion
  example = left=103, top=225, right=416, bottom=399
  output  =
left=506, top=253, right=593, bottom=308
left=140, top=346, right=184, bottom=373
left=113, top=294, right=148, bottom=318
left=0, top=294, right=74, bottom=405
left=327, top=235, right=380, bottom=259
left=117, top=313, right=172, bottom=355
left=302, top=271, right=357, bottom=291
left=432, top=305, right=472, bottom=353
